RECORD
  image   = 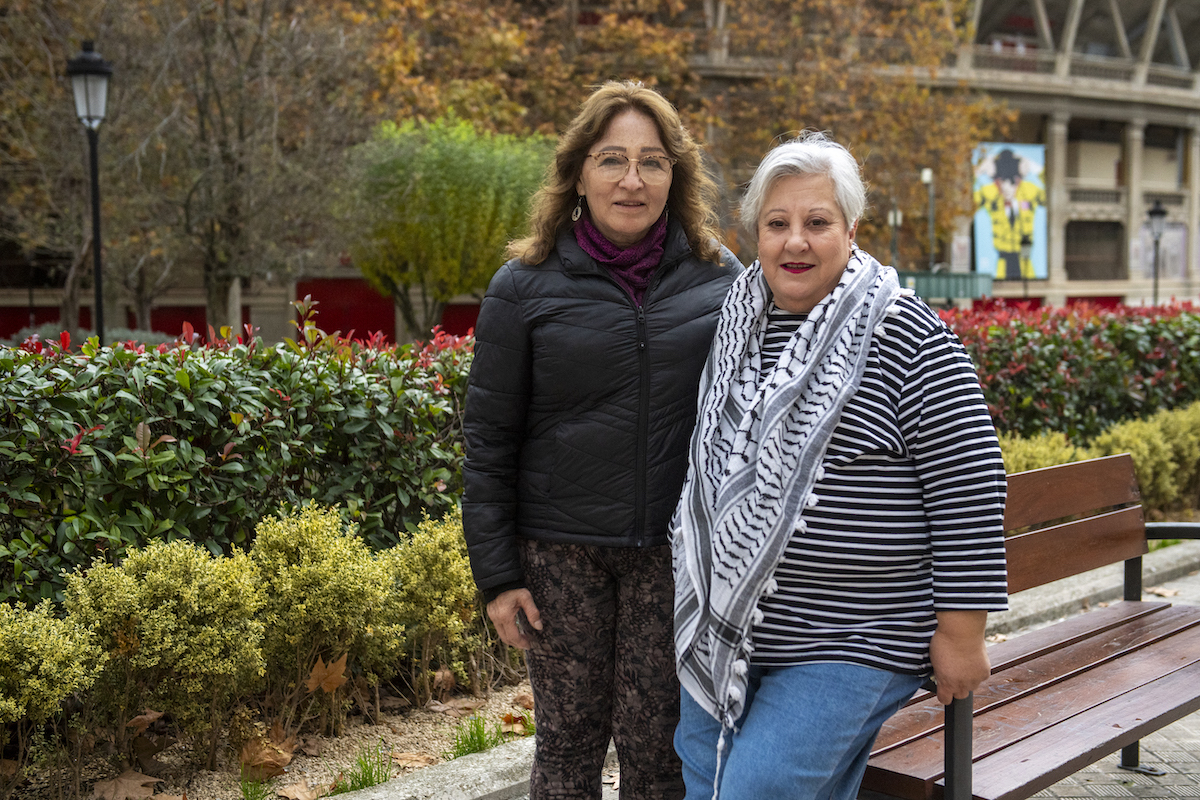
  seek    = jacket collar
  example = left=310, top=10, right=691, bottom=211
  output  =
left=556, top=216, right=692, bottom=275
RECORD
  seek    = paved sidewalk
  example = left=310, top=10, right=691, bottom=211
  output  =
left=343, top=540, right=1200, bottom=800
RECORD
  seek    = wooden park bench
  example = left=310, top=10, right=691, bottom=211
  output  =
left=861, top=453, right=1200, bottom=800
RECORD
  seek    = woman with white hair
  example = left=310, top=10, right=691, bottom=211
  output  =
left=670, top=132, right=1009, bottom=799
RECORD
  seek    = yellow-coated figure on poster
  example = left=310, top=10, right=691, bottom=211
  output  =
left=974, top=149, right=1046, bottom=280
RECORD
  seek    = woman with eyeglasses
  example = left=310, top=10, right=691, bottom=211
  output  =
left=462, top=81, right=741, bottom=799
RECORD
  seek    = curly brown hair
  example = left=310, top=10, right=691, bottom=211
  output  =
left=508, top=81, right=722, bottom=265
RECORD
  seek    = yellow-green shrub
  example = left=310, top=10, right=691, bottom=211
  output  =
left=0, top=602, right=104, bottom=795
left=1085, top=419, right=1178, bottom=512
left=64, top=540, right=264, bottom=768
left=998, top=430, right=1086, bottom=474
left=386, top=508, right=478, bottom=703
left=250, top=504, right=406, bottom=735
left=1153, top=401, right=1200, bottom=509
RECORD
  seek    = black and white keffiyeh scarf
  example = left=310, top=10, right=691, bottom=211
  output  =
left=672, top=248, right=905, bottom=738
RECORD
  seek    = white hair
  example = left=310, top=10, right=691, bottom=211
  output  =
left=739, top=131, right=866, bottom=246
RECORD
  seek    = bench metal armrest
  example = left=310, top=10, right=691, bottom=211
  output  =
left=1144, top=522, right=1200, bottom=540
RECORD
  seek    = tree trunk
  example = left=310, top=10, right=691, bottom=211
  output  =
left=59, top=238, right=90, bottom=336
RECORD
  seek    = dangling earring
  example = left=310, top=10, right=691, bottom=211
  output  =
left=572, top=196, right=583, bottom=222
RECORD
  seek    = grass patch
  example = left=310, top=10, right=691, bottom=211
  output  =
left=240, top=777, right=273, bottom=800
left=444, top=713, right=506, bottom=759
left=329, top=738, right=394, bottom=795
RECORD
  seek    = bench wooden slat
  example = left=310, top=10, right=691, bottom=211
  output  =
left=955, top=660, right=1200, bottom=800
left=867, top=622, right=1200, bottom=799
left=1002, top=454, right=1139, bottom=531
left=871, top=603, right=1196, bottom=754
left=1004, top=507, right=1147, bottom=593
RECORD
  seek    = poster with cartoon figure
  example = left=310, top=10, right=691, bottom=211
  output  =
left=973, top=143, right=1047, bottom=280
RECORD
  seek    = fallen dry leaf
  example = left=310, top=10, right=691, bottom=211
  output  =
left=91, top=768, right=160, bottom=800
left=501, top=713, right=530, bottom=735
left=1146, top=586, right=1180, bottom=597
left=433, top=667, right=456, bottom=699
left=392, top=752, right=440, bottom=768
left=276, top=781, right=323, bottom=800
left=985, top=633, right=1008, bottom=643
left=426, top=697, right=486, bottom=717
left=304, top=653, right=349, bottom=694
left=513, top=692, right=534, bottom=710
left=0, top=760, right=19, bottom=779
left=126, top=710, right=164, bottom=735
left=298, top=736, right=323, bottom=757
left=239, top=736, right=293, bottom=782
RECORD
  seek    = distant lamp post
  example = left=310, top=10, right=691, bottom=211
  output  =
left=920, top=168, right=935, bottom=271
left=1147, top=200, right=1168, bottom=308
left=887, top=206, right=903, bottom=267
left=66, top=41, right=113, bottom=343
left=1019, top=236, right=1033, bottom=298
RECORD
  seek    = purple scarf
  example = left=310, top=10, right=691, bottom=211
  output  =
left=573, top=211, right=669, bottom=306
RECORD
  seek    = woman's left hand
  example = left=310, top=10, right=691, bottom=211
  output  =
left=929, top=610, right=991, bottom=705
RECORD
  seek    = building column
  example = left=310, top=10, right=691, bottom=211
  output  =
left=1046, top=112, right=1070, bottom=301
left=1188, top=122, right=1200, bottom=295
left=1126, top=118, right=1146, bottom=286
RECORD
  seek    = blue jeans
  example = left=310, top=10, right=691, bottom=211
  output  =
left=675, top=662, right=924, bottom=800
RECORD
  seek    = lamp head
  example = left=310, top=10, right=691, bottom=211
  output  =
left=66, top=41, right=113, bottom=130
left=1147, top=200, right=1168, bottom=241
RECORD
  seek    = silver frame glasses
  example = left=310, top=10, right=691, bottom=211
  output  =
left=585, top=151, right=677, bottom=184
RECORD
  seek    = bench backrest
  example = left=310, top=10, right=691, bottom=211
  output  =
left=1003, top=453, right=1148, bottom=594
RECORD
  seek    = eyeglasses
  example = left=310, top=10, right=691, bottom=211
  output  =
left=586, top=151, right=677, bottom=185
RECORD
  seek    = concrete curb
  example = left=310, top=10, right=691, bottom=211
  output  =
left=344, top=540, right=1200, bottom=800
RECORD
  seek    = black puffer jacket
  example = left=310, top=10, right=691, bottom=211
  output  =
left=462, top=220, right=741, bottom=598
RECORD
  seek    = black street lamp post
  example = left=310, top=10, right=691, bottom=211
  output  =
left=888, top=206, right=902, bottom=268
left=920, top=168, right=935, bottom=271
left=66, top=41, right=113, bottom=343
left=1147, top=200, right=1167, bottom=308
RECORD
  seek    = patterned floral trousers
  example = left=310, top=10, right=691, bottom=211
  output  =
left=519, top=539, right=685, bottom=800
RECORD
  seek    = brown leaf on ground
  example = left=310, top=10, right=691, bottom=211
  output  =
left=90, top=768, right=160, bottom=800
left=126, top=710, right=164, bottom=735
left=0, top=759, right=19, bottom=779
left=268, top=720, right=299, bottom=753
left=380, top=693, right=410, bottom=711
left=304, top=653, right=349, bottom=694
left=426, top=696, right=486, bottom=717
left=276, top=782, right=323, bottom=800
left=501, top=713, right=529, bottom=735
left=1146, top=585, right=1180, bottom=597
left=239, top=736, right=293, bottom=782
left=133, top=733, right=177, bottom=775
left=298, top=736, right=323, bottom=757
left=392, top=752, right=440, bottom=768
left=513, top=692, right=534, bottom=710
left=432, top=667, right=455, bottom=700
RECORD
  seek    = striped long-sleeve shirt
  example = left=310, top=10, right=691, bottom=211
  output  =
left=751, top=296, right=1008, bottom=676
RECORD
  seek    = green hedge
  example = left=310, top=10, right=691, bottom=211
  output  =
left=999, top=401, right=1200, bottom=515
left=0, top=307, right=471, bottom=606
left=944, top=303, right=1200, bottom=442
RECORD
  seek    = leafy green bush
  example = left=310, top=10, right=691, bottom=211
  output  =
left=0, top=602, right=104, bottom=797
left=1153, top=402, right=1200, bottom=510
left=1086, top=419, right=1180, bottom=514
left=387, top=508, right=478, bottom=704
left=997, top=430, right=1086, bottom=475
left=0, top=305, right=471, bottom=606
left=250, top=504, right=406, bottom=737
left=944, top=303, right=1200, bottom=442
left=63, top=540, right=264, bottom=768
